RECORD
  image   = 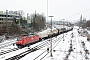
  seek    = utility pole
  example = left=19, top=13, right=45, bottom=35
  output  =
left=6, top=10, right=9, bottom=36
left=47, top=0, right=48, bottom=22
left=49, top=16, right=54, bottom=57
left=27, top=13, right=29, bottom=28
left=63, top=19, right=65, bottom=41
left=34, top=11, right=36, bottom=28
left=79, top=14, right=82, bottom=28
left=19, top=13, right=21, bottom=26
left=67, top=20, right=68, bottom=26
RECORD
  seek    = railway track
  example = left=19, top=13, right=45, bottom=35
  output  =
left=0, top=48, right=19, bottom=56
left=4, top=29, right=73, bottom=60
left=33, top=31, right=73, bottom=60
left=5, top=39, right=49, bottom=60
left=0, top=39, right=16, bottom=49
left=34, top=35, right=63, bottom=60
left=0, top=33, right=62, bottom=56
left=5, top=35, right=63, bottom=60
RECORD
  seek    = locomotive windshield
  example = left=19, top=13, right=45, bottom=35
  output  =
left=29, top=33, right=35, bottom=36
left=17, top=38, right=22, bottom=41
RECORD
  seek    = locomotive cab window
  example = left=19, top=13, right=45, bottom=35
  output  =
left=29, top=33, right=35, bottom=36
left=17, top=38, right=22, bottom=41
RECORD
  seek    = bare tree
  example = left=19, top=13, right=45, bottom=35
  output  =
left=17, top=10, right=25, bottom=16
left=9, top=22, right=24, bottom=36
left=30, top=12, right=46, bottom=32
left=86, top=20, right=90, bottom=27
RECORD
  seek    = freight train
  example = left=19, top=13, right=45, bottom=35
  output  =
left=16, top=26, right=73, bottom=48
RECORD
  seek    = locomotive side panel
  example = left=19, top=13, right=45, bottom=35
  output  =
left=33, top=35, right=39, bottom=41
left=22, top=35, right=40, bottom=45
left=25, top=36, right=35, bottom=44
left=25, top=36, right=32, bottom=44
left=21, top=37, right=25, bottom=45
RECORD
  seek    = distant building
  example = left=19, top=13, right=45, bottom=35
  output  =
left=0, top=10, right=20, bottom=29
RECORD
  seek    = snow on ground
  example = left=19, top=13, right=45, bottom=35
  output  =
left=19, top=26, right=90, bottom=60
left=0, top=26, right=90, bottom=60
left=21, top=26, right=90, bottom=60
left=0, top=38, right=16, bottom=45
left=0, top=38, right=17, bottom=48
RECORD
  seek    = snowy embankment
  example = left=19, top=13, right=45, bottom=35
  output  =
left=21, top=26, right=90, bottom=60
left=0, top=26, right=90, bottom=60
left=0, top=38, right=17, bottom=48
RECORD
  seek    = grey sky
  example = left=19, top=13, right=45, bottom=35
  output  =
left=0, top=0, right=90, bottom=22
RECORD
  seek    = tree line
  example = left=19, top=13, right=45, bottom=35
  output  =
left=12, top=11, right=46, bottom=35
left=0, top=10, right=46, bottom=36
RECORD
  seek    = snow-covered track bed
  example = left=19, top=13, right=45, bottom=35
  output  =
left=0, top=38, right=16, bottom=48
left=5, top=35, right=63, bottom=60
left=33, top=35, right=63, bottom=60
left=0, top=48, right=19, bottom=56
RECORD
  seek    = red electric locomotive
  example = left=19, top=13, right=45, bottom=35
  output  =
left=16, top=33, right=40, bottom=48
